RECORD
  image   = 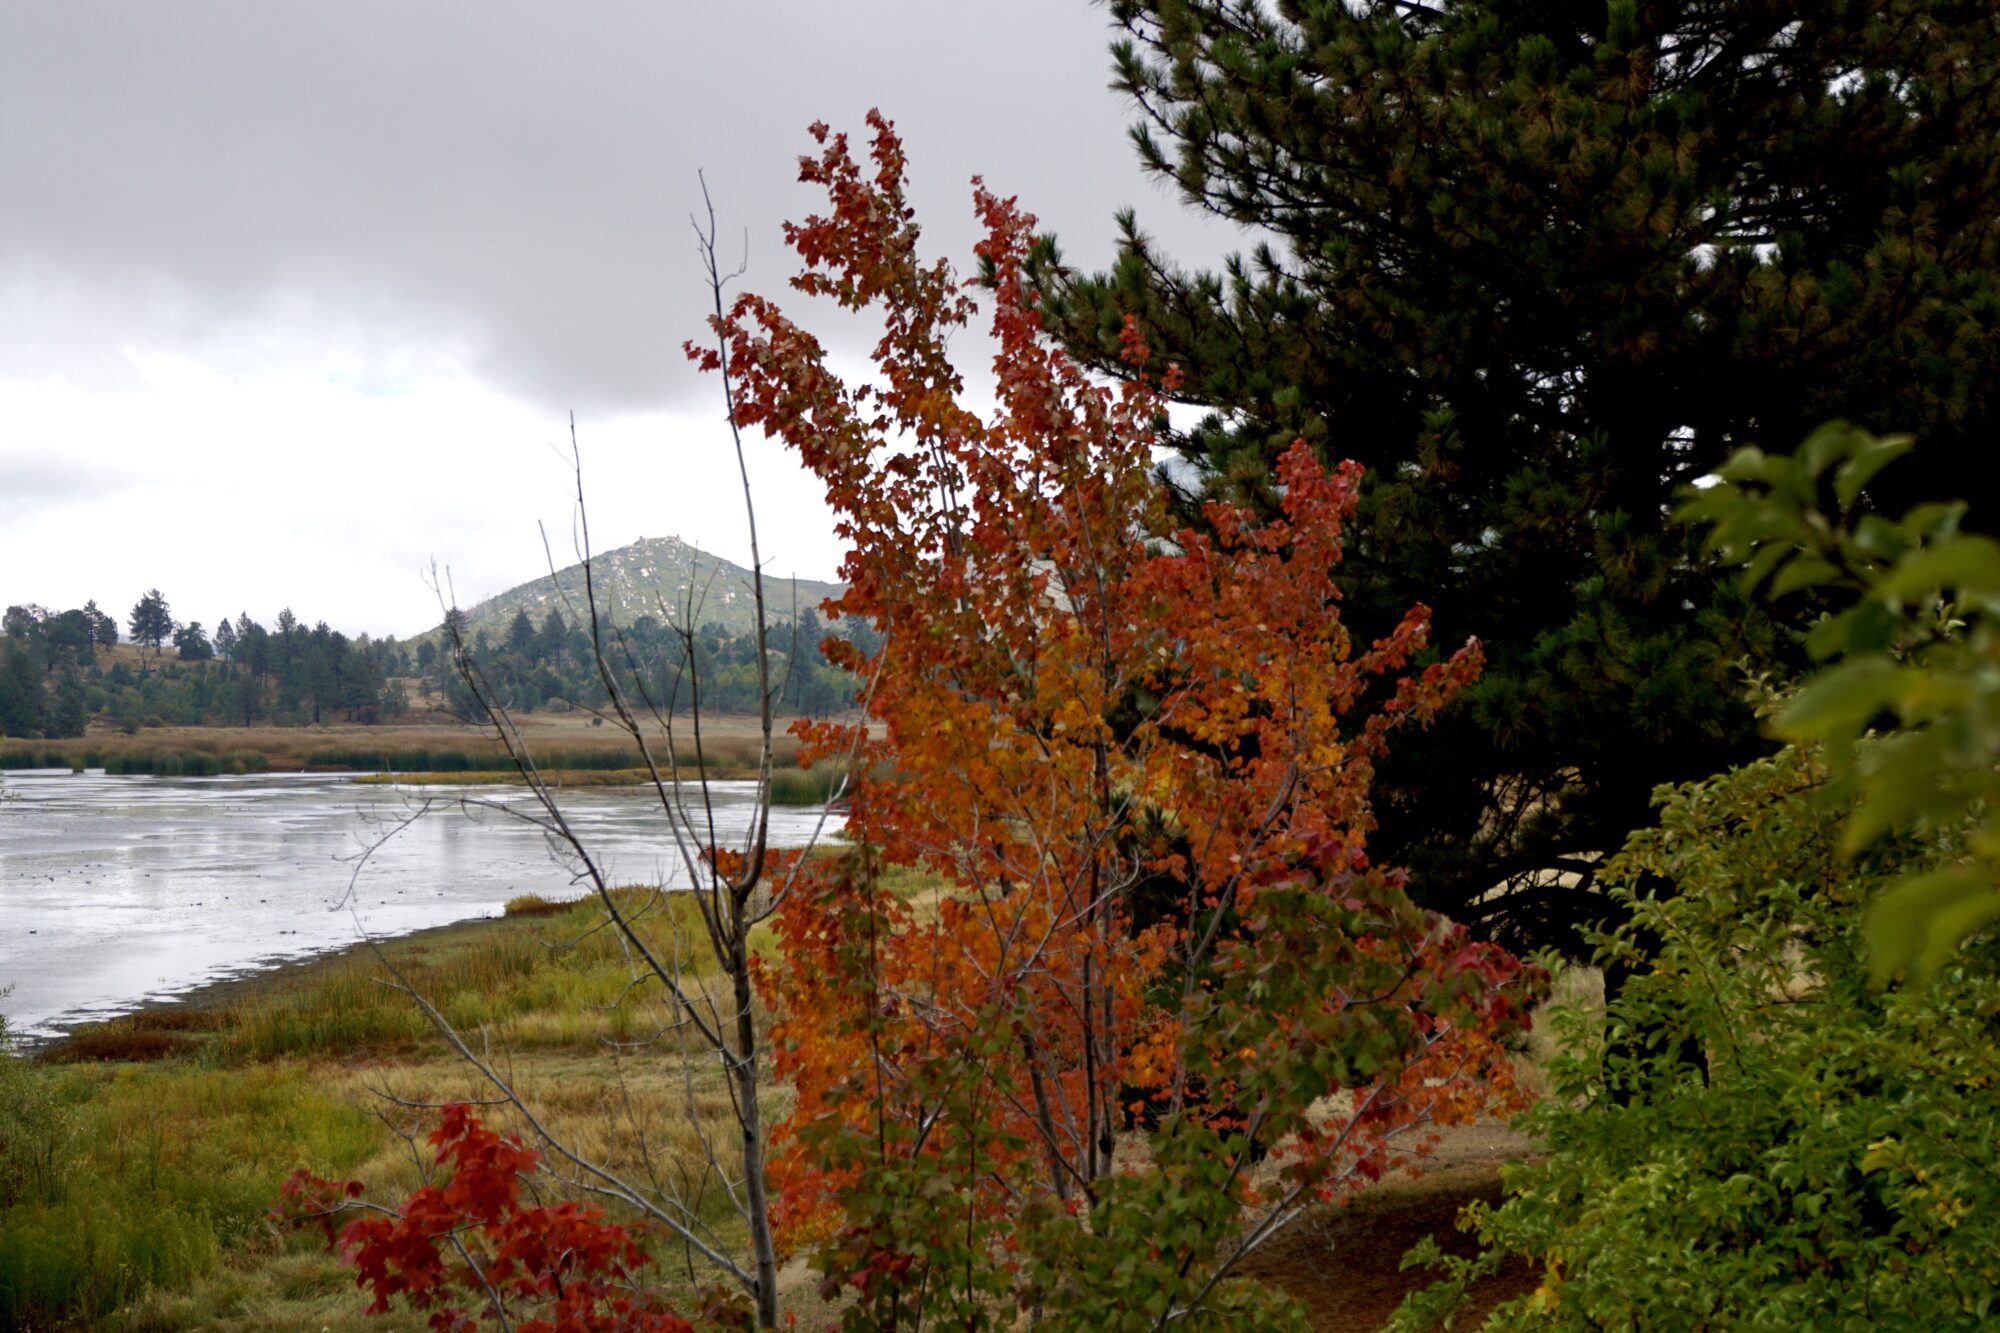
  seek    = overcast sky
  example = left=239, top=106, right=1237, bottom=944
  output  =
left=0, top=1, right=1240, bottom=639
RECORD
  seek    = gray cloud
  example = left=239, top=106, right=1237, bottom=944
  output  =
left=1, top=1, right=1240, bottom=416
left=0, top=450, right=134, bottom=515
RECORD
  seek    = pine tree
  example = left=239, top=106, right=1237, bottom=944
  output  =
left=536, top=607, right=570, bottom=670
left=1040, top=0, right=2000, bottom=947
left=81, top=599, right=117, bottom=649
left=127, top=589, right=172, bottom=658
left=504, top=607, right=536, bottom=657
left=0, top=644, right=42, bottom=735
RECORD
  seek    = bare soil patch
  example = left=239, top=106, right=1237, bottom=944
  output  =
left=1237, top=1122, right=1540, bottom=1330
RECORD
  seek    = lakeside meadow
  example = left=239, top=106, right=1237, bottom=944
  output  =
left=2, top=888, right=803, bottom=1330
left=0, top=862, right=1581, bottom=1331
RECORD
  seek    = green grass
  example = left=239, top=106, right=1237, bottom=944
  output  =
left=769, top=759, right=847, bottom=806
left=352, top=766, right=731, bottom=788
left=0, top=745, right=273, bottom=776
left=99, top=749, right=271, bottom=776
left=9, top=857, right=929, bottom=1328
left=213, top=890, right=726, bottom=1062
left=0, top=744, right=82, bottom=771
left=309, top=739, right=790, bottom=774
left=351, top=757, right=848, bottom=800
left=0, top=1065, right=377, bottom=1329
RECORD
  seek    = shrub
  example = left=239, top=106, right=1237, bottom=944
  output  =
left=1397, top=732, right=2000, bottom=1328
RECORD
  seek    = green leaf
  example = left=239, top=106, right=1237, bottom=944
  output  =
left=1804, top=602, right=1900, bottom=662
left=1901, top=500, right=1969, bottom=543
left=1858, top=1140, right=1900, bottom=1175
left=1880, top=535, right=2000, bottom=603
left=1715, top=445, right=1779, bottom=486
left=1842, top=758, right=1941, bottom=855
left=1798, top=420, right=1862, bottom=480
left=1915, top=885, right=2000, bottom=982
left=1775, top=659, right=1902, bottom=741
left=1832, top=432, right=1913, bottom=508
left=1847, top=600, right=1899, bottom=654
left=1850, top=513, right=1911, bottom=564
left=1864, top=864, right=1995, bottom=986
left=1739, top=541, right=1792, bottom=596
left=1769, top=554, right=1841, bottom=598
left=1672, top=485, right=1735, bottom=530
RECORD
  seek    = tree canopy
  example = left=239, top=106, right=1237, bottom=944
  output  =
left=1039, top=0, right=2000, bottom=946
left=127, top=589, right=172, bottom=656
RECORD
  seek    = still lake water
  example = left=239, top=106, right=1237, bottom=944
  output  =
left=0, top=770, right=843, bottom=1038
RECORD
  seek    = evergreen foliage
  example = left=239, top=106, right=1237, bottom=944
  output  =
left=126, top=589, right=172, bottom=655
left=1039, top=0, right=2000, bottom=946
left=441, top=605, right=870, bottom=721
left=0, top=599, right=413, bottom=733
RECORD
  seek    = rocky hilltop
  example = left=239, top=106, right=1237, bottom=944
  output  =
left=427, top=535, right=845, bottom=642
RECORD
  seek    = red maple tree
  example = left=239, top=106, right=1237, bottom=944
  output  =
left=283, top=112, right=1541, bottom=1332
left=716, top=113, right=1541, bottom=1326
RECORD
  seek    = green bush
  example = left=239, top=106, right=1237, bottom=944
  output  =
left=1397, top=733, right=2000, bottom=1328
left=1683, top=422, right=2000, bottom=982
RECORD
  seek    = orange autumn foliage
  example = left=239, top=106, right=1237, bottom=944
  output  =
left=281, top=111, right=1541, bottom=1333
left=702, top=112, right=1541, bottom=1322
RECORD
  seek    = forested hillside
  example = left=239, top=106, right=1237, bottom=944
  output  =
left=0, top=541, right=869, bottom=738
left=430, top=600, right=875, bottom=720
left=0, top=596, right=407, bottom=734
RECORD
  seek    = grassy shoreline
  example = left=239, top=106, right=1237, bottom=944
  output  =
left=6, top=889, right=763, bottom=1330
left=33, top=907, right=546, bottom=1051
left=5, top=862, right=1552, bottom=1330
left=0, top=712, right=830, bottom=779
left=351, top=759, right=845, bottom=802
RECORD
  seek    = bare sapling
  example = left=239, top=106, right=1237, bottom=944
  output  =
left=280, top=184, right=860, bottom=1332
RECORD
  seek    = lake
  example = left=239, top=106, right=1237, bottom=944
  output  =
left=0, top=769, right=842, bottom=1038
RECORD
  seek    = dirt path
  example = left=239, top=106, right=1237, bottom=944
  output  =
left=1236, top=1122, right=1541, bottom=1330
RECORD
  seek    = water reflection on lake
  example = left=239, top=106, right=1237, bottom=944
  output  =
left=0, top=770, right=842, bottom=1038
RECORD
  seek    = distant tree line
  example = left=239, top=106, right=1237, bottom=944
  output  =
left=0, top=591, right=876, bottom=738
left=0, top=591, right=415, bottom=737
left=435, top=604, right=878, bottom=721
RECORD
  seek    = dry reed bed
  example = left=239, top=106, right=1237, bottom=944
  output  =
left=0, top=715, right=812, bottom=778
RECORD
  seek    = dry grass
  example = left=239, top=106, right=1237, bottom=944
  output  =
left=39, top=1029, right=198, bottom=1064
left=4, top=712, right=823, bottom=775
left=504, top=892, right=580, bottom=917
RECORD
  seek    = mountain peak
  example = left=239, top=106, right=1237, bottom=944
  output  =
left=428, top=536, right=843, bottom=641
